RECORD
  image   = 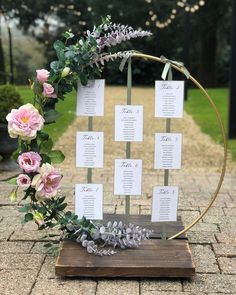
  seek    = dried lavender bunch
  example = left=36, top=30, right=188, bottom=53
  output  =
left=75, top=220, right=153, bottom=256
left=85, top=16, right=152, bottom=52
left=96, top=24, right=152, bottom=51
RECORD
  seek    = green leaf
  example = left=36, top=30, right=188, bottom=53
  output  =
left=30, top=138, right=40, bottom=153
left=79, top=74, right=88, bottom=86
left=50, top=61, right=64, bottom=73
left=7, top=177, right=17, bottom=185
left=58, top=196, right=66, bottom=204
left=44, top=242, right=53, bottom=248
left=40, top=139, right=53, bottom=154
left=53, top=40, right=65, bottom=52
left=53, top=40, right=66, bottom=61
left=57, top=203, right=67, bottom=211
left=38, top=207, right=47, bottom=215
left=24, top=212, right=33, bottom=222
left=44, top=109, right=61, bottom=124
left=62, top=31, right=75, bottom=40
left=48, top=150, right=65, bottom=163
left=41, top=154, right=51, bottom=164
left=38, top=131, right=49, bottom=141
left=19, top=203, right=32, bottom=213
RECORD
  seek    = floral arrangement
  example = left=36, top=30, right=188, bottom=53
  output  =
left=6, top=16, right=152, bottom=256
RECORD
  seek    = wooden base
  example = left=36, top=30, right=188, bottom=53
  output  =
left=55, top=215, right=195, bottom=278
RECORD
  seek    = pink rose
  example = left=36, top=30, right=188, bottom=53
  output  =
left=18, top=152, right=42, bottom=173
left=17, top=174, right=31, bottom=189
left=42, top=83, right=57, bottom=98
left=6, top=103, right=44, bottom=140
left=36, top=69, right=50, bottom=84
left=32, top=163, right=62, bottom=199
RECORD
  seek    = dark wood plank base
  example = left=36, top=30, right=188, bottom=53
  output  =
left=55, top=215, right=195, bottom=278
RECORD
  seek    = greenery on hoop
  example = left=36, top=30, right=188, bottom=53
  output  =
left=6, top=16, right=152, bottom=256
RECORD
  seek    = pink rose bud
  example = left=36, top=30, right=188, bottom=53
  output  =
left=6, top=103, right=45, bottom=140
left=18, top=152, right=42, bottom=173
left=9, top=189, right=17, bottom=202
left=33, top=212, right=45, bottom=226
left=36, top=69, right=50, bottom=84
left=42, top=83, right=57, bottom=98
left=17, top=174, right=31, bottom=189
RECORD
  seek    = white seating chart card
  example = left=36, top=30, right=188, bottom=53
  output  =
left=76, top=132, right=104, bottom=168
left=76, top=79, right=105, bottom=116
left=155, top=80, right=184, bottom=118
left=114, top=159, right=142, bottom=195
left=75, top=184, right=103, bottom=220
left=115, top=105, right=143, bottom=142
left=154, top=133, right=182, bottom=169
left=151, top=186, right=179, bottom=222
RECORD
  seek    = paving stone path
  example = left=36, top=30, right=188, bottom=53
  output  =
left=0, top=86, right=236, bottom=295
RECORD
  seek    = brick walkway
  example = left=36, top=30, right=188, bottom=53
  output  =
left=0, top=86, right=236, bottom=295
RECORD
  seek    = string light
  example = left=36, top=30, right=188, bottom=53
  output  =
left=178, top=0, right=205, bottom=13
left=145, top=0, right=206, bottom=29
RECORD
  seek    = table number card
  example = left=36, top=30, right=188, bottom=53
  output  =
left=76, top=132, right=104, bottom=168
left=154, top=133, right=182, bottom=169
left=155, top=80, right=184, bottom=118
left=115, top=105, right=143, bottom=142
left=151, top=186, right=179, bottom=222
left=76, top=79, right=105, bottom=116
left=75, top=184, right=103, bottom=220
left=114, top=159, right=142, bottom=195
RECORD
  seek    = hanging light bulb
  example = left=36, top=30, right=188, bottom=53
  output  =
left=75, top=11, right=81, bottom=16
left=177, top=1, right=184, bottom=7
left=199, top=0, right=205, bottom=6
left=151, top=14, right=157, bottom=21
left=185, top=6, right=190, bottom=11
left=145, top=21, right=150, bottom=26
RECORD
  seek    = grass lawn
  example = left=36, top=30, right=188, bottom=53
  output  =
left=16, top=86, right=76, bottom=142
left=186, top=88, right=236, bottom=160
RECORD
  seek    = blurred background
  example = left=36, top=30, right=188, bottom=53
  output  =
left=0, top=0, right=232, bottom=86
left=1, top=0, right=236, bottom=157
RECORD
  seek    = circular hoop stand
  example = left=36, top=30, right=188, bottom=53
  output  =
left=56, top=53, right=227, bottom=278
left=131, top=53, right=227, bottom=239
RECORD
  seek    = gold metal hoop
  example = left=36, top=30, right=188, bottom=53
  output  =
left=120, top=53, right=227, bottom=239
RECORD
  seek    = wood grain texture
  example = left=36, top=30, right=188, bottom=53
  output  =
left=55, top=215, right=195, bottom=278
